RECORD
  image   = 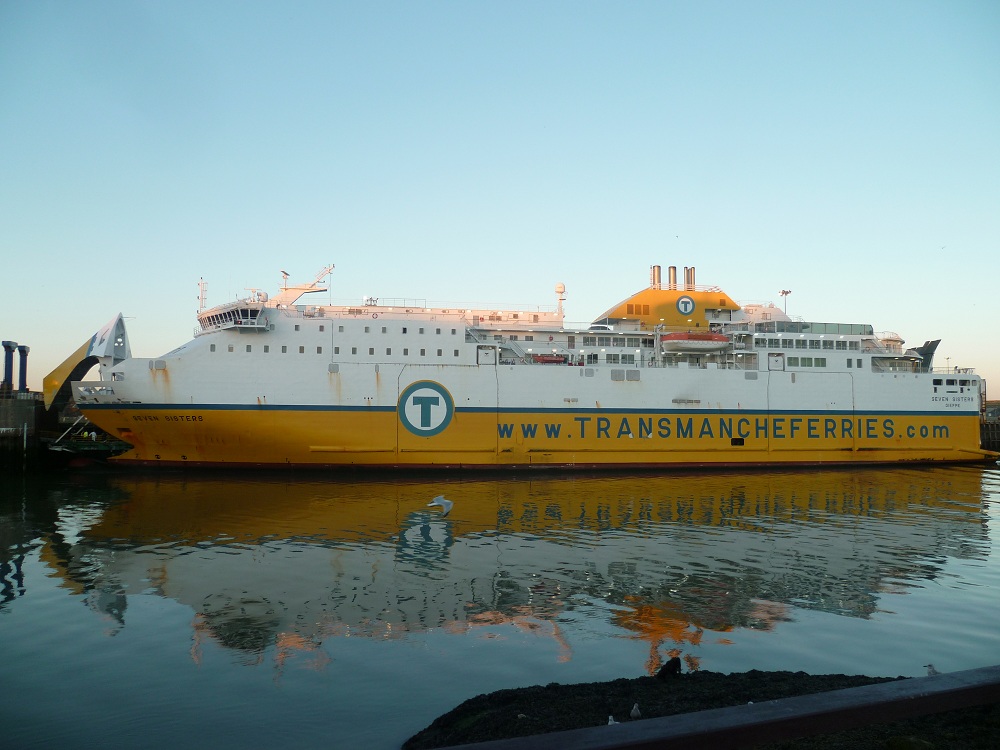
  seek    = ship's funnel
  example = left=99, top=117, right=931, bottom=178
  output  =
left=651, top=265, right=662, bottom=290
left=668, top=266, right=677, bottom=290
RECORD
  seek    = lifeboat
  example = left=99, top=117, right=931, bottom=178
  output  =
left=532, top=354, right=568, bottom=364
left=660, top=331, right=729, bottom=352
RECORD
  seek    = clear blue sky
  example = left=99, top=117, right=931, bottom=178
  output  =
left=3, top=1, right=998, bottom=394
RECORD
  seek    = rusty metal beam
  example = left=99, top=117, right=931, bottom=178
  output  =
left=438, top=664, right=1000, bottom=750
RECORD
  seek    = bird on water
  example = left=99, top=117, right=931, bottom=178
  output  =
left=427, top=495, right=454, bottom=516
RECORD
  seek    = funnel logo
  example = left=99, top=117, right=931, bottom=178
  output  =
left=398, top=380, right=454, bottom=437
left=676, top=295, right=696, bottom=315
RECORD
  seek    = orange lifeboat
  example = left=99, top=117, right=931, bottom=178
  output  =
left=660, top=331, right=729, bottom=352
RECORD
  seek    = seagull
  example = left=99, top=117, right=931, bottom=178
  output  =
left=925, top=663, right=940, bottom=676
left=630, top=703, right=641, bottom=720
left=427, top=495, right=454, bottom=516
left=607, top=716, right=618, bottom=725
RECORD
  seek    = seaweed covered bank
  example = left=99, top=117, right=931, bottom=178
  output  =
left=404, top=670, right=1000, bottom=749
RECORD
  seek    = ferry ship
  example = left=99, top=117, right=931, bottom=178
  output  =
left=45, top=264, right=993, bottom=468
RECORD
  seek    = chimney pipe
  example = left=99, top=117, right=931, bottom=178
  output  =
left=2, top=340, right=16, bottom=393
left=17, top=345, right=29, bottom=392
left=651, top=265, right=661, bottom=289
left=668, top=266, right=677, bottom=290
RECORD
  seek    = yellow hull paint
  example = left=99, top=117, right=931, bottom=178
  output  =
left=82, top=404, right=988, bottom=467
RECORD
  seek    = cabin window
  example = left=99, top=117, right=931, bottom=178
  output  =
left=382, top=327, right=387, bottom=333
left=606, top=354, right=620, bottom=364
left=386, top=348, right=391, bottom=355
left=815, top=358, right=826, bottom=367
left=339, top=326, right=344, bottom=332
left=622, top=354, right=636, bottom=365
left=402, top=327, right=407, bottom=334
left=317, top=347, right=322, bottom=354
left=282, top=346, right=287, bottom=353
left=403, top=348, right=409, bottom=355
left=369, top=348, right=374, bottom=355
left=857, top=359, right=862, bottom=368
left=795, top=340, right=807, bottom=349
left=420, top=349, right=426, bottom=356
left=525, top=335, right=534, bottom=341
left=848, top=341, right=860, bottom=350
left=454, top=349, right=460, bottom=357
left=836, top=341, right=847, bottom=350
left=334, top=347, right=340, bottom=354
left=299, top=346, right=305, bottom=354
left=510, top=335, right=518, bottom=341
left=365, top=326, right=370, bottom=333
left=319, top=325, right=325, bottom=332
left=295, top=325, right=300, bottom=331
left=809, top=340, right=820, bottom=349
left=351, top=347, right=357, bottom=355
left=436, top=328, right=441, bottom=334
left=419, top=328, right=425, bottom=334
left=847, top=359, right=852, bottom=368
left=801, top=357, right=813, bottom=367
left=598, top=336, right=612, bottom=346
left=586, top=353, right=598, bottom=364
left=246, top=345, right=252, bottom=353
left=437, top=349, right=442, bottom=356
left=822, top=340, right=833, bottom=350
left=451, top=329, right=457, bottom=335
left=782, top=340, right=794, bottom=349
left=583, top=336, right=596, bottom=346
left=210, top=344, right=216, bottom=352
left=228, top=345, right=234, bottom=352
left=263, top=345, right=269, bottom=353
left=788, top=357, right=799, bottom=366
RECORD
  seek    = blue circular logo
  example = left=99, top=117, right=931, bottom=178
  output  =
left=676, top=295, right=696, bottom=315
left=398, top=380, right=454, bottom=437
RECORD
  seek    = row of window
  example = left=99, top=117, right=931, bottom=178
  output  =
left=583, top=336, right=655, bottom=347
left=210, top=343, right=462, bottom=357
left=291, top=324, right=460, bottom=335
left=786, top=357, right=828, bottom=367
left=755, top=337, right=859, bottom=351
left=755, top=321, right=874, bottom=335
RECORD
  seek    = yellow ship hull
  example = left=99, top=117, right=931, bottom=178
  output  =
left=81, top=404, right=988, bottom=468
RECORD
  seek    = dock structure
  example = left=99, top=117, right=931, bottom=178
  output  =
left=433, top=665, right=1000, bottom=750
left=984, top=401, right=1000, bottom=452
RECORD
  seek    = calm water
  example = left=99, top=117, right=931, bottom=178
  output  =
left=2, top=466, right=999, bottom=749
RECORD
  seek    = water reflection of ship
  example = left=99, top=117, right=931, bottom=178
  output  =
left=19, top=468, right=990, bottom=673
